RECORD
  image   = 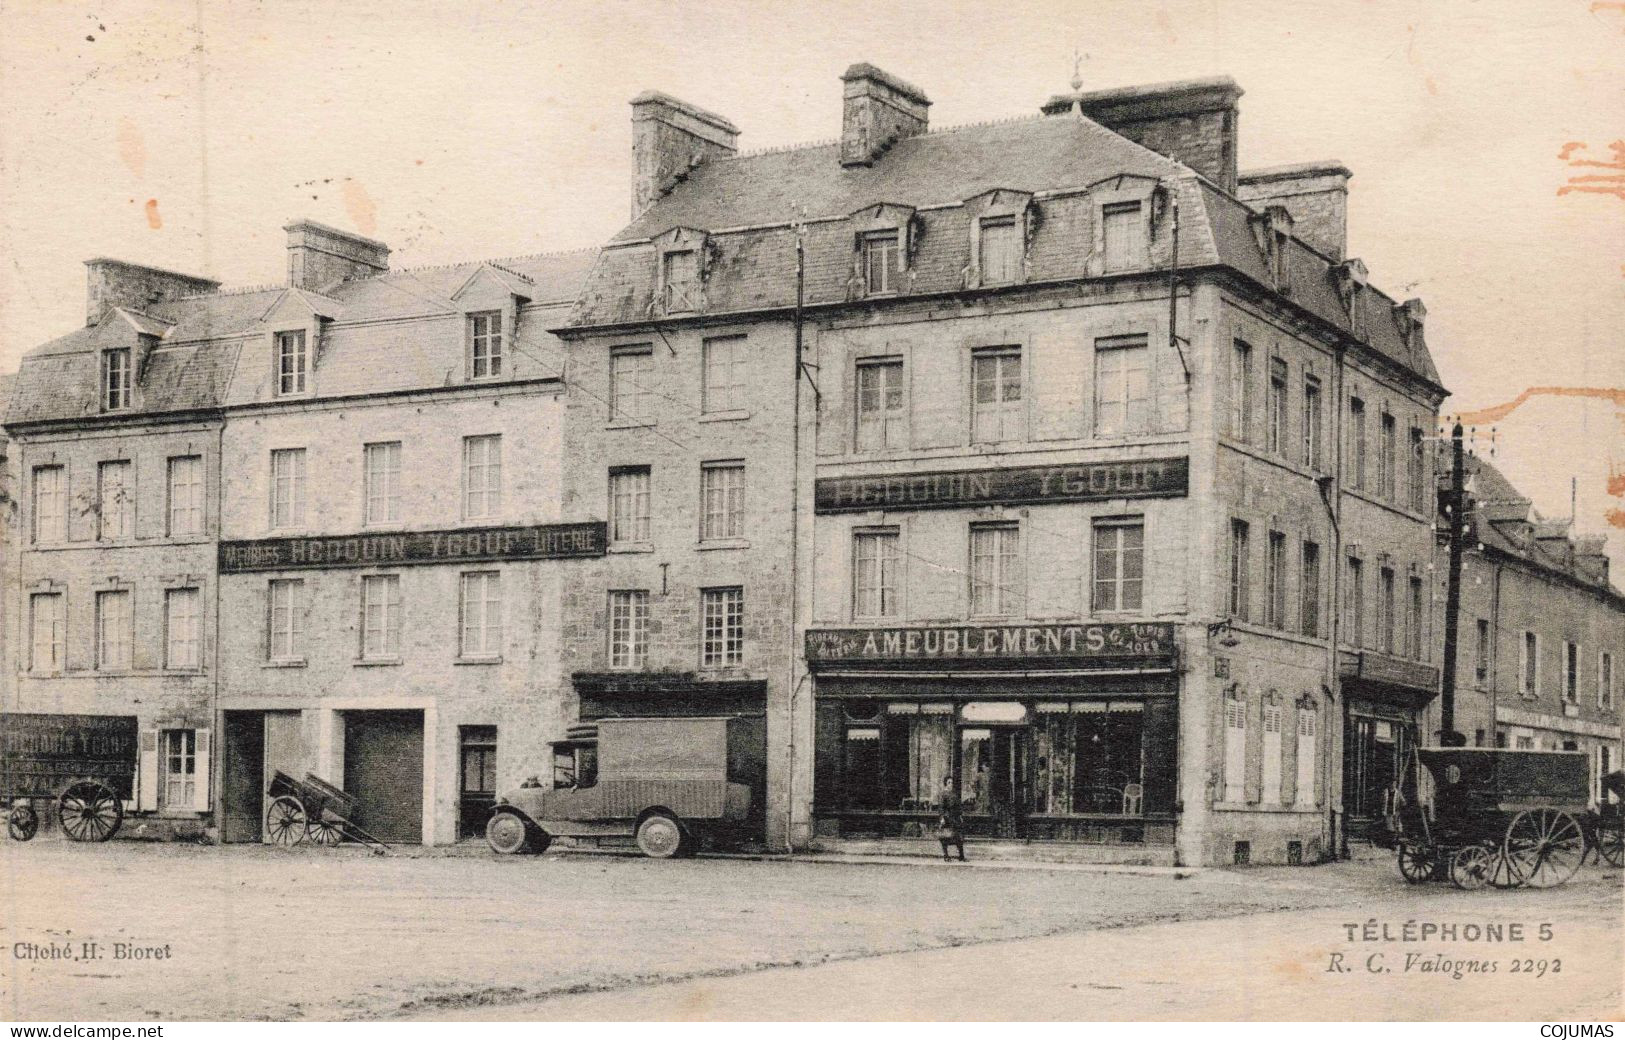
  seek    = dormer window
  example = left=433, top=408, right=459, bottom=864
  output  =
left=469, top=311, right=503, bottom=379
left=661, top=249, right=700, bottom=312
left=1102, top=201, right=1145, bottom=272
left=275, top=330, right=308, bottom=396
left=861, top=230, right=900, bottom=294
left=102, top=348, right=132, bottom=411
left=978, top=217, right=1020, bottom=285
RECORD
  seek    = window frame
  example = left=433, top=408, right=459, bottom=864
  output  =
left=274, top=329, right=309, bottom=396
left=968, top=522, right=1022, bottom=618
left=608, top=346, right=654, bottom=425
left=268, top=448, right=307, bottom=531
left=1091, top=516, right=1145, bottom=614
left=699, top=461, right=746, bottom=542
left=608, top=466, right=652, bottom=546
left=1600, top=651, right=1615, bottom=710
left=362, top=441, right=403, bottom=527
left=167, top=455, right=204, bottom=537
left=1100, top=200, right=1146, bottom=273
left=267, top=578, right=305, bottom=663
left=96, top=459, right=134, bottom=541
left=854, top=356, right=907, bottom=451
left=1302, top=375, right=1323, bottom=470
left=1228, top=519, right=1250, bottom=621
left=977, top=214, right=1021, bottom=285
left=1520, top=630, right=1540, bottom=699
left=31, top=464, right=66, bottom=544
left=164, top=586, right=201, bottom=671
left=852, top=527, right=902, bottom=620
left=969, top=345, right=1024, bottom=445
left=699, top=586, right=745, bottom=668
left=1230, top=340, right=1253, bottom=443
left=1564, top=640, right=1580, bottom=704
left=1093, top=335, right=1151, bottom=438
left=458, top=570, right=503, bottom=660
left=468, top=310, right=503, bottom=380
left=607, top=589, right=650, bottom=670
left=861, top=230, right=900, bottom=295
left=29, top=591, right=65, bottom=674
left=661, top=249, right=701, bottom=312
left=1348, top=396, right=1367, bottom=491
left=102, top=347, right=133, bottom=411
left=161, top=728, right=197, bottom=810
left=1377, top=566, right=1396, bottom=654
left=1264, top=530, right=1287, bottom=629
left=1379, top=411, right=1397, bottom=502
left=461, top=434, right=503, bottom=521
left=1299, top=540, right=1321, bottom=638
left=701, top=335, right=748, bottom=415
left=359, top=574, right=403, bottom=662
left=1407, top=427, right=1426, bottom=512
left=1267, top=357, right=1288, bottom=456
left=94, top=588, right=133, bottom=672
left=1475, top=619, right=1492, bottom=687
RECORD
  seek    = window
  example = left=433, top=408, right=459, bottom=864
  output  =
left=1230, top=340, right=1253, bottom=442
left=96, top=460, right=132, bottom=540
left=1295, top=707, right=1318, bottom=808
left=1262, top=700, right=1283, bottom=804
left=1264, top=531, right=1286, bottom=629
left=469, top=311, right=502, bottom=379
left=29, top=592, right=64, bottom=673
left=609, top=348, right=653, bottom=423
left=95, top=589, right=132, bottom=671
left=1346, top=557, right=1364, bottom=647
left=462, top=435, right=502, bottom=520
left=969, top=523, right=1022, bottom=617
left=269, top=448, right=306, bottom=530
left=1520, top=631, right=1539, bottom=698
left=1300, top=541, right=1321, bottom=638
left=102, top=348, right=132, bottom=410
left=460, top=727, right=498, bottom=837
left=1302, top=376, right=1323, bottom=470
left=162, top=729, right=196, bottom=809
left=275, top=330, right=308, bottom=395
left=360, top=575, right=402, bottom=660
left=363, top=442, right=402, bottom=526
left=32, top=465, right=65, bottom=543
left=979, top=216, right=1020, bottom=284
left=1408, top=428, right=1426, bottom=512
left=1223, top=694, right=1247, bottom=802
left=1564, top=641, right=1580, bottom=703
left=459, top=571, right=502, bottom=658
left=164, top=588, right=200, bottom=670
left=1349, top=397, right=1367, bottom=491
left=1515, top=735, right=1535, bottom=750
left=1101, top=200, right=1144, bottom=271
left=1092, top=518, right=1144, bottom=613
left=702, top=335, right=747, bottom=414
left=1267, top=358, right=1288, bottom=455
left=1601, top=652, right=1615, bottom=710
left=1228, top=519, right=1250, bottom=621
left=268, top=579, right=304, bottom=662
left=853, top=529, right=901, bottom=619
left=861, top=230, right=899, bottom=294
left=970, top=346, right=1023, bottom=443
left=661, top=249, right=699, bottom=311
left=1475, top=619, right=1491, bottom=685
left=700, top=587, right=744, bottom=667
left=608, top=467, right=651, bottom=545
left=855, top=358, right=907, bottom=450
left=1379, top=412, right=1397, bottom=501
left=1408, top=577, right=1424, bottom=660
left=167, top=456, right=203, bottom=536
left=1377, top=567, right=1395, bottom=653
left=608, top=590, right=650, bottom=670
left=1094, top=335, right=1150, bottom=437
left=700, top=462, right=745, bottom=541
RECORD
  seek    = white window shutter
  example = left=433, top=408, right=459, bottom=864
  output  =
left=138, top=729, right=159, bottom=812
left=192, top=729, right=212, bottom=812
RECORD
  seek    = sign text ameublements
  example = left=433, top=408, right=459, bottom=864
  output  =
left=804, top=622, right=1176, bottom=671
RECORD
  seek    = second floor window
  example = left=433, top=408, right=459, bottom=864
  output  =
left=608, top=589, right=650, bottom=670
left=363, top=442, right=402, bottom=526
left=1092, top=518, right=1144, bottom=613
left=971, top=346, right=1023, bottom=443
left=95, top=589, right=132, bottom=671
left=1101, top=201, right=1144, bottom=271
left=97, top=460, right=133, bottom=540
left=1346, top=557, right=1364, bottom=646
left=609, top=348, right=652, bottom=423
left=853, top=529, right=901, bottom=619
left=1094, top=336, right=1150, bottom=437
left=978, top=216, right=1020, bottom=284
left=1475, top=618, right=1491, bottom=685
left=1521, top=631, right=1539, bottom=698
left=1267, top=358, right=1288, bottom=456
left=1408, top=428, right=1426, bottom=512
left=469, top=311, right=502, bottom=379
left=1379, top=413, right=1397, bottom=501
left=700, top=462, right=745, bottom=541
left=855, top=358, right=906, bottom=450
left=1601, top=652, right=1615, bottom=710
left=1303, top=376, right=1323, bottom=470
left=608, top=466, right=651, bottom=544
left=1564, top=641, right=1579, bottom=703
left=1228, top=519, right=1250, bottom=621
left=167, top=455, right=203, bottom=536
left=276, top=330, right=308, bottom=395
left=459, top=571, right=502, bottom=658
left=1349, top=397, right=1367, bottom=491
left=32, top=465, right=65, bottom=543
left=1300, top=541, right=1321, bottom=638
left=165, top=588, right=200, bottom=670
left=1230, top=341, right=1253, bottom=442
left=361, top=574, right=402, bottom=660
left=702, top=335, right=747, bottom=413
left=969, top=523, right=1021, bottom=617
left=103, top=348, right=132, bottom=410
left=463, top=435, right=502, bottom=520
left=1264, top=531, right=1286, bottom=629
left=1408, top=576, right=1424, bottom=660
left=268, top=579, right=304, bottom=662
left=861, top=230, right=899, bottom=294
left=269, top=448, right=307, bottom=529
left=1377, top=567, right=1395, bottom=653
left=700, top=587, right=744, bottom=667
left=29, top=592, right=64, bottom=673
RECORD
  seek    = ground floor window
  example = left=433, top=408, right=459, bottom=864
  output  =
left=458, top=726, right=497, bottom=839
left=162, top=729, right=197, bottom=809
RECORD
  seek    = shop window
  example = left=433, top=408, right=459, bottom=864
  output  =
left=970, top=346, right=1023, bottom=443
left=1093, top=335, right=1149, bottom=437
left=854, top=358, right=906, bottom=451
left=1029, top=701, right=1148, bottom=815
left=1091, top=517, right=1144, bottom=613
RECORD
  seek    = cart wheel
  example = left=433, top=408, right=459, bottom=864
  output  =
left=1505, top=809, right=1585, bottom=888
left=1396, top=841, right=1434, bottom=883
left=8, top=804, right=39, bottom=842
left=265, top=796, right=308, bottom=847
left=58, top=781, right=123, bottom=842
left=307, top=816, right=343, bottom=847
left=636, top=812, right=684, bottom=859
left=1596, top=814, right=1624, bottom=868
left=1448, top=844, right=1492, bottom=890
left=486, top=811, right=533, bottom=855
left=1487, top=844, right=1523, bottom=888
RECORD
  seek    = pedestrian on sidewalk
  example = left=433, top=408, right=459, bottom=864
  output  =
left=935, top=776, right=967, bottom=862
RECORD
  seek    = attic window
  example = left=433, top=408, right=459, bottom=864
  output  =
left=469, top=311, right=503, bottom=379
left=1102, top=201, right=1145, bottom=273
left=275, top=330, right=308, bottom=396
left=862, top=230, right=900, bottom=294
left=102, top=348, right=132, bottom=411
left=978, top=217, right=1021, bottom=285
left=661, top=249, right=700, bottom=312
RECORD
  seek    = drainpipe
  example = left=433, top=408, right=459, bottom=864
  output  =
left=1489, top=560, right=1502, bottom=745
left=1318, top=340, right=1348, bottom=859
left=782, top=230, right=807, bottom=853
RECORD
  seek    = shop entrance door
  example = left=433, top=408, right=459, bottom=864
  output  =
left=961, top=727, right=1030, bottom=838
left=1345, top=711, right=1413, bottom=830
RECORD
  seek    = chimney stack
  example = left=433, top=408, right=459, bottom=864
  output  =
left=1238, top=163, right=1352, bottom=261
left=840, top=64, right=930, bottom=167
left=284, top=219, right=389, bottom=292
left=1042, top=77, right=1242, bottom=192
left=84, top=259, right=220, bottom=326
left=630, top=91, right=739, bottom=221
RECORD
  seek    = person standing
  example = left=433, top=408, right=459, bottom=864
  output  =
left=936, top=776, right=966, bottom=862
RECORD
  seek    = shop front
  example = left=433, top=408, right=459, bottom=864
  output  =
left=808, top=622, right=1179, bottom=846
left=1339, top=651, right=1439, bottom=835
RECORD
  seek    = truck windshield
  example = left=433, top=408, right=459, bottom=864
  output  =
left=553, top=744, right=599, bottom=789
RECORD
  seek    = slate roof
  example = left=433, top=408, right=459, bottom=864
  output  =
left=1455, top=451, right=1619, bottom=596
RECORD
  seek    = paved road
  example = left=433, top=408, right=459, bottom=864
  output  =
left=1, top=838, right=1618, bottom=1020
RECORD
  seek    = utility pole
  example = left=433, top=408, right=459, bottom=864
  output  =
left=1439, top=421, right=1466, bottom=747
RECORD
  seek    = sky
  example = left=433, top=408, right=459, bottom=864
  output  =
left=1, top=0, right=1622, bottom=558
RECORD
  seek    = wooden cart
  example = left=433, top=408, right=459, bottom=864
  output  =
left=2, top=713, right=138, bottom=843
left=1394, top=747, right=1590, bottom=890
left=264, top=770, right=389, bottom=854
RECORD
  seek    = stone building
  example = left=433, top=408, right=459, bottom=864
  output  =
left=562, top=65, right=1447, bottom=864
left=1445, top=454, right=1623, bottom=800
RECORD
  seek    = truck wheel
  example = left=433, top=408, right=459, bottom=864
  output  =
left=486, top=811, right=533, bottom=855
left=636, top=812, right=684, bottom=859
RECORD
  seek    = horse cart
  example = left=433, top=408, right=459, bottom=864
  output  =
left=1395, top=747, right=1590, bottom=890
left=2, top=713, right=138, bottom=843
left=264, top=770, right=389, bottom=853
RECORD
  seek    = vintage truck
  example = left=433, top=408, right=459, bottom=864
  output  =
left=486, top=715, right=761, bottom=858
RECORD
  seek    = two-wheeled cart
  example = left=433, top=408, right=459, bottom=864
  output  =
left=264, top=770, right=389, bottom=854
left=2, top=713, right=137, bottom=843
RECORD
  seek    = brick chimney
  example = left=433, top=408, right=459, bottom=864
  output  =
left=84, top=259, right=219, bottom=326
left=284, top=219, right=389, bottom=292
left=1574, top=534, right=1611, bottom=585
left=630, top=91, right=739, bottom=221
left=840, top=64, right=930, bottom=167
left=1042, top=77, right=1243, bottom=193
left=1239, top=163, right=1352, bottom=261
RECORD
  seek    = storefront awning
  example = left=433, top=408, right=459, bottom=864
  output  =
left=1338, top=651, right=1440, bottom=711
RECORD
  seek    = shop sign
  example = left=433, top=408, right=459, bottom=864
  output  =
left=220, top=521, right=606, bottom=573
left=1347, top=651, right=1440, bottom=693
left=0, top=713, right=138, bottom=798
left=814, top=457, right=1188, bottom=514
left=804, top=622, right=1175, bottom=671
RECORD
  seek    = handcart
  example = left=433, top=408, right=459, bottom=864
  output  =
left=265, top=770, right=389, bottom=854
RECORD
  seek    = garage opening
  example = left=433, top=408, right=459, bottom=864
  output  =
left=342, top=710, right=425, bottom=844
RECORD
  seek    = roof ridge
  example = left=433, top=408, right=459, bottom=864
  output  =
left=175, top=283, right=285, bottom=299
left=731, top=138, right=839, bottom=159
